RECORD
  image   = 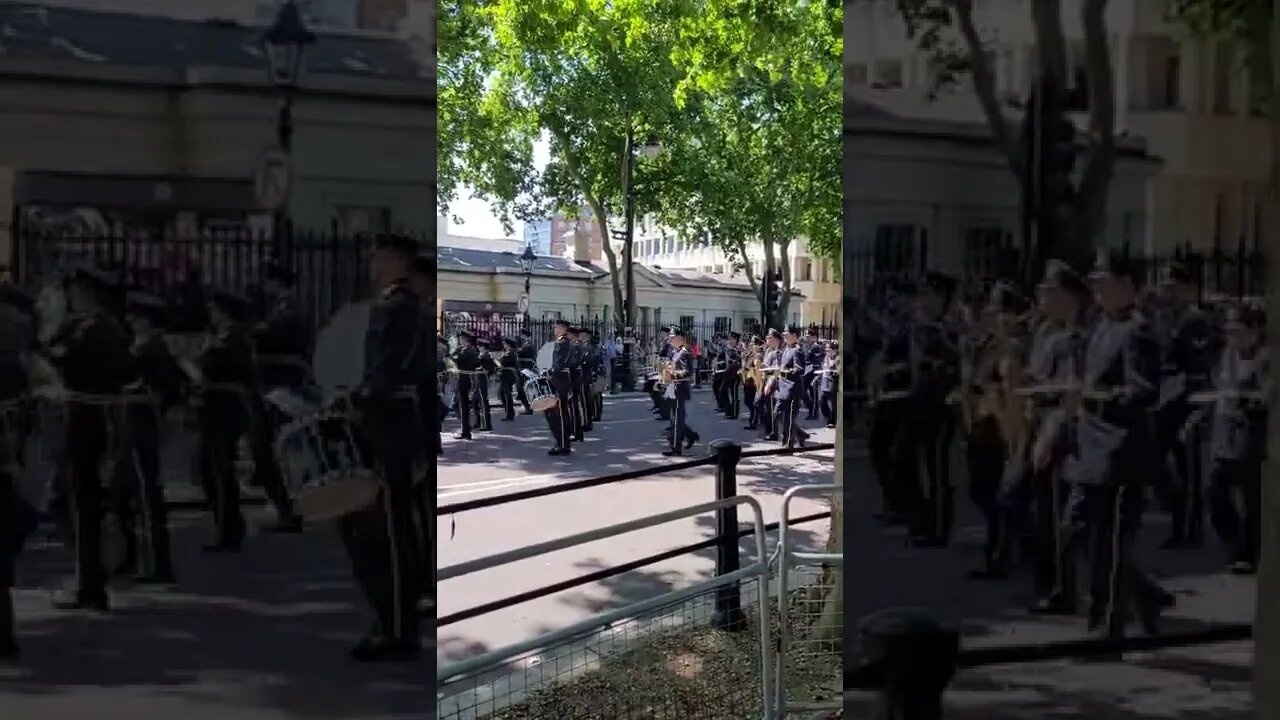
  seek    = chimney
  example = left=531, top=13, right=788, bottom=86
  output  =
left=572, top=224, right=593, bottom=266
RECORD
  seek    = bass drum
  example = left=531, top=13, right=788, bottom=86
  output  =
left=313, top=301, right=371, bottom=401
left=536, top=340, right=556, bottom=371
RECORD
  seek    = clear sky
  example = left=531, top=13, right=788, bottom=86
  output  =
left=445, top=135, right=551, bottom=241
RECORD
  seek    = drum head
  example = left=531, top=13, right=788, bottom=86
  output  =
left=314, top=301, right=372, bottom=400
left=536, top=341, right=556, bottom=372
left=295, top=471, right=381, bottom=522
left=531, top=396, right=558, bottom=412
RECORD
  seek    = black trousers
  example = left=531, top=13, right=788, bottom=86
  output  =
left=668, top=392, right=696, bottom=454
left=1208, top=453, right=1262, bottom=565
left=804, top=373, right=819, bottom=418
left=251, top=397, right=299, bottom=525
left=895, top=414, right=956, bottom=544
left=966, top=417, right=1010, bottom=571
left=776, top=390, right=809, bottom=449
left=455, top=376, right=474, bottom=439
left=111, top=407, right=173, bottom=576
left=499, top=371, right=517, bottom=420
left=198, top=427, right=245, bottom=549
left=339, top=403, right=422, bottom=645
left=870, top=401, right=905, bottom=516
left=570, top=375, right=587, bottom=438
left=724, top=375, right=741, bottom=419
left=474, top=376, right=493, bottom=431
left=743, top=380, right=758, bottom=427
left=1153, top=400, right=1200, bottom=542
left=544, top=377, right=573, bottom=451
left=66, top=408, right=111, bottom=600
left=819, top=388, right=838, bottom=427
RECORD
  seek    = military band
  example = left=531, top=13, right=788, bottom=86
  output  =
left=859, top=251, right=1269, bottom=640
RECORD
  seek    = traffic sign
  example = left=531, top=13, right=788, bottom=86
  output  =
left=517, top=294, right=531, bottom=313
left=253, top=147, right=292, bottom=211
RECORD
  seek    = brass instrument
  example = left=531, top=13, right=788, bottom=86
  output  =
left=660, top=359, right=676, bottom=384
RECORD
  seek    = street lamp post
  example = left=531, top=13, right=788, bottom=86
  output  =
left=520, top=244, right=536, bottom=332
left=261, top=0, right=316, bottom=255
left=616, top=132, right=663, bottom=392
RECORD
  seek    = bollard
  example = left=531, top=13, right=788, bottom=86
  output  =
left=709, top=438, right=746, bottom=631
left=847, top=607, right=959, bottom=720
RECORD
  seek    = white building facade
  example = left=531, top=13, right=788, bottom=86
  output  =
left=845, top=0, right=1272, bottom=256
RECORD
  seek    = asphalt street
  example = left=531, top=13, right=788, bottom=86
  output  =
left=436, top=389, right=837, bottom=666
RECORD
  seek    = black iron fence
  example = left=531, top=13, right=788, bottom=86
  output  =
left=439, top=314, right=840, bottom=349
left=6, top=220, right=431, bottom=330
left=845, top=242, right=1267, bottom=302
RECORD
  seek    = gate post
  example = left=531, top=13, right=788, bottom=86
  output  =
left=710, top=438, right=746, bottom=631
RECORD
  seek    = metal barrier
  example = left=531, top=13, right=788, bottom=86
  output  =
left=773, top=484, right=844, bottom=717
left=437, top=496, right=775, bottom=720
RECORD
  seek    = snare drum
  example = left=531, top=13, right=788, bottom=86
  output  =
left=524, top=376, right=558, bottom=412
left=274, top=410, right=380, bottom=522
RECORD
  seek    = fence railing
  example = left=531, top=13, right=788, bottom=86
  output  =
left=435, top=441, right=838, bottom=720
left=439, top=314, right=840, bottom=350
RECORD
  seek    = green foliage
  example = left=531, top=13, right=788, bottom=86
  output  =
left=1170, top=0, right=1274, bottom=110
left=437, top=0, right=842, bottom=268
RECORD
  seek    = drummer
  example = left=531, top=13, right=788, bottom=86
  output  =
left=497, top=337, right=522, bottom=422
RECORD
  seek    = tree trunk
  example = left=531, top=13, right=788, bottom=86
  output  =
left=808, top=310, right=843, bottom=648
left=1255, top=5, right=1280, bottom=718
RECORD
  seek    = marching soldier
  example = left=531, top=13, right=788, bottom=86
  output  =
left=870, top=286, right=914, bottom=524
left=894, top=272, right=961, bottom=547
left=111, top=292, right=184, bottom=583
left=196, top=290, right=257, bottom=553
left=450, top=331, right=482, bottom=440
left=343, top=233, right=427, bottom=662
left=48, top=267, right=138, bottom=609
left=515, top=329, right=535, bottom=414
left=475, top=337, right=497, bottom=432
left=758, top=330, right=783, bottom=441
left=0, top=285, right=38, bottom=656
left=498, top=337, right=522, bottom=422
left=1058, top=251, right=1165, bottom=638
left=1206, top=304, right=1268, bottom=574
left=818, top=340, right=839, bottom=428
left=1152, top=263, right=1219, bottom=548
left=434, top=335, right=448, bottom=454
left=569, top=328, right=590, bottom=436
left=250, top=262, right=309, bottom=532
left=803, top=328, right=824, bottom=419
left=722, top=332, right=743, bottom=420
left=663, top=328, right=698, bottom=456
left=742, top=335, right=762, bottom=430
left=776, top=326, right=810, bottom=449
left=651, top=328, right=675, bottom=420
left=545, top=319, right=574, bottom=456
left=582, top=329, right=605, bottom=423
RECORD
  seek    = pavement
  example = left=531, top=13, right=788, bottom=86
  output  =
left=436, top=389, right=837, bottom=666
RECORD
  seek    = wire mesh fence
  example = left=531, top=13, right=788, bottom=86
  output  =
left=774, top=562, right=843, bottom=716
left=438, top=577, right=769, bottom=720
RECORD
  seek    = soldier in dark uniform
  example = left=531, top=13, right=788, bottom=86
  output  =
left=567, top=327, right=588, bottom=438
left=0, top=285, right=38, bottom=657
left=343, top=233, right=426, bottom=662
left=803, top=328, right=824, bottom=419
left=758, top=330, right=783, bottom=440
left=894, top=272, right=961, bottom=547
left=250, top=262, right=310, bottom=532
left=776, top=326, right=811, bottom=449
left=196, top=290, right=257, bottom=553
left=650, top=329, right=675, bottom=420
left=515, top=329, right=535, bottom=414
left=1056, top=251, right=1165, bottom=638
left=722, top=332, right=743, bottom=419
left=742, top=335, right=761, bottom=429
left=818, top=341, right=839, bottom=428
left=581, top=329, right=604, bottom=423
left=663, top=328, right=698, bottom=457
left=498, top=337, right=522, bottom=421
left=111, top=292, right=185, bottom=583
left=475, top=337, right=497, bottom=432
left=1206, top=304, right=1268, bottom=574
left=1152, top=263, right=1220, bottom=547
left=450, top=331, right=482, bottom=440
left=871, top=289, right=914, bottom=524
left=545, top=320, right=574, bottom=455
left=48, top=268, right=138, bottom=610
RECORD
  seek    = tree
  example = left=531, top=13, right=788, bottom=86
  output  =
left=887, top=0, right=1117, bottom=274
left=659, top=0, right=842, bottom=327
left=437, top=0, right=689, bottom=331
left=1170, top=2, right=1278, bottom=715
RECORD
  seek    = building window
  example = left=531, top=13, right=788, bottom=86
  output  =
left=849, top=62, right=868, bottom=87
left=1163, top=52, right=1181, bottom=110
left=964, top=226, right=1015, bottom=279
left=873, top=224, right=923, bottom=274
left=1213, top=42, right=1234, bottom=114
left=679, top=315, right=694, bottom=332
left=335, top=205, right=391, bottom=235
left=714, top=316, right=731, bottom=333
left=796, top=257, right=813, bottom=282
left=873, top=59, right=903, bottom=89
